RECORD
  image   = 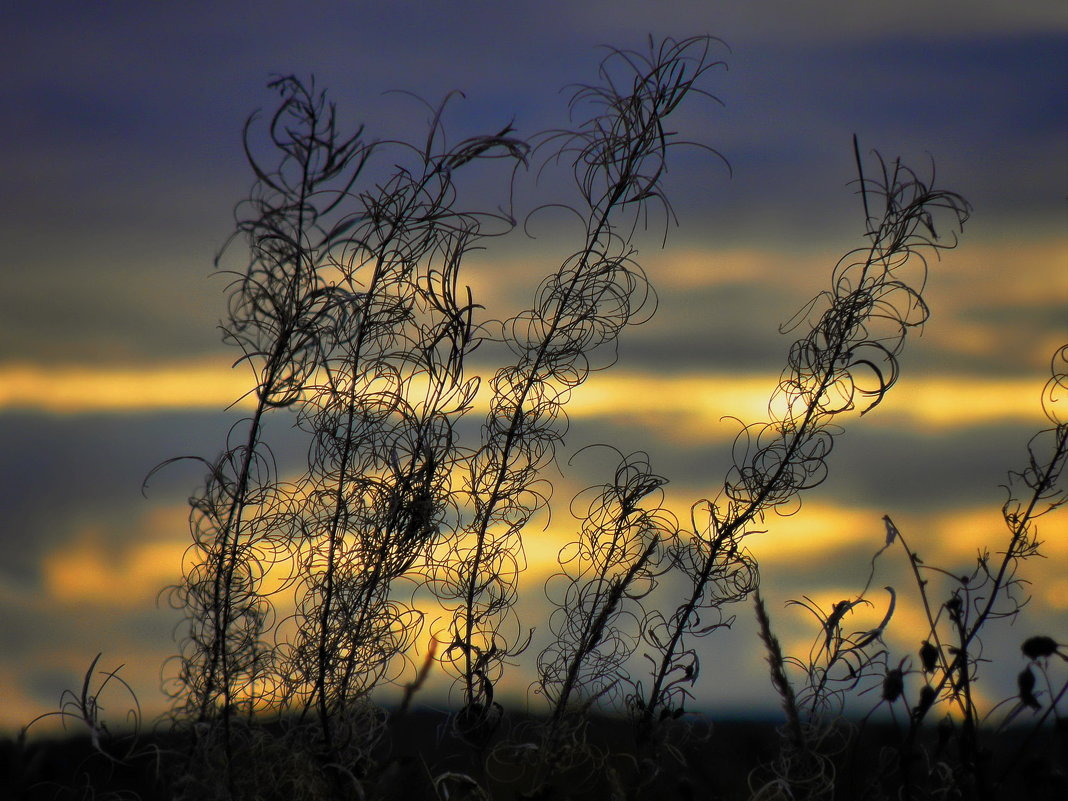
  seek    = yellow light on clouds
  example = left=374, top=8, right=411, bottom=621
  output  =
left=41, top=505, right=190, bottom=606
left=1, top=361, right=1051, bottom=436
left=43, top=529, right=185, bottom=606
left=743, top=503, right=881, bottom=562
left=574, top=372, right=1054, bottom=436
left=0, top=360, right=254, bottom=413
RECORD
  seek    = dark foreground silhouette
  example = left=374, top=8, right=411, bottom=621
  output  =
left=4, top=710, right=1065, bottom=800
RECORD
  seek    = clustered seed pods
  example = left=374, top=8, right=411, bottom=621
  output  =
left=882, top=668, right=904, bottom=703
left=1021, top=635, right=1059, bottom=661
left=912, top=684, right=936, bottom=720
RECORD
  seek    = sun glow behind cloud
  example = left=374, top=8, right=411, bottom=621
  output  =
left=4, top=227, right=1063, bottom=733
left=0, top=361, right=254, bottom=413
left=18, top=485, right=1064, bottom=734
left=0, top=361, right=1054, bottom=438
left=43, top=533, right=184, bottom=606
left=38, top=506, right=194, bottom=605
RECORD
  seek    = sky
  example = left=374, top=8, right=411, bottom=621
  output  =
left=2, top=1, right=1066, bottom=736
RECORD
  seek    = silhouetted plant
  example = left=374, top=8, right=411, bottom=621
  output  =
left=862, top=345, right=1066, bottom=800
left=277, top=93, right=526, bottom=762
left=518, top=449, right=678, bottom=783
left=634, top=142, right=970, bottom=758
left=749, top=536, right=896, bottom=801
left=752, top=346, right=1066, bottom=801
left=141, top=34, right=726, bottom=798
left=432, top=34, right=726, bottom=742
left=148, top=78, right=377, bottom=791
left=36, top=30, right=1068, bottom=801
left=14, top=654, right=162, bottom=800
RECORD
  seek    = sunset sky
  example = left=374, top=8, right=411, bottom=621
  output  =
left=2, top=1, right=1066, bottom=735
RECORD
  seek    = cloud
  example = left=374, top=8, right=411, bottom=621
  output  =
left=0, top=410, right=256, bottom=585
left=2, top=357, right=1052, bottom=455
left=553, top=0, right=1067, bottom=42
left=40, top=509, right=188, bottom=606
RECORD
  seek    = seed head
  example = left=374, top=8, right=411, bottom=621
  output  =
left=1017, top=666, right=1041, bottom=710
left=913, top=684, right=936, bottom=720
left=882, top=668, right=904, bottom=702
left=1021, top=635, right=1058, bottom=660
left=919, top=640, right=938, bottom=673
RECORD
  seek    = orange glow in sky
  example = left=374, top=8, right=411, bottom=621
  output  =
left=0, top=361, right=1054, bottom=435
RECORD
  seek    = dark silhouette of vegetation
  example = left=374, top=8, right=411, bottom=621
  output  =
left=749, top=346, right=1067, bottom=801
left=10, top=33, right=1065, bottom=801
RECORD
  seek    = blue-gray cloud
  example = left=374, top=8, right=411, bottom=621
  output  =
left=0, top=410, right=307, bottom=584
left=6, top=3, right=1064, bottom=365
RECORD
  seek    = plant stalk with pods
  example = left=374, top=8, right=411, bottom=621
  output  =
left=433, top=35, right=727, bottom=739
left=156, top=77, right=375, bottom=746
left=281, top=106, right=526, bottom=755
left=860, top=346, right=1067, bottom=800
left=634, top=142, right=970, bottom=743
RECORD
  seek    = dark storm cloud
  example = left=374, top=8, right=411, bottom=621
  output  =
left=555, top=0, right=1066, bottom=42
left=0, top=595, right=181, bottom=713
left=833, top=423, right=1056, bottom=510
left=0, top=253, right=227, bottom=365
left=904, top=344, right=1065, bottom=382
left=0, top=595, right=170, bottom=671
left=963, top=302, right=1068, bottom=331
left=9, top=7, right=1065, bottom=220
left=620, top=282, right=825, bottom=374
left=619, top=284, right=1068, bottom=379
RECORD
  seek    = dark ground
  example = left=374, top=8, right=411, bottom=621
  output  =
left=3, top=711, right=1065, bottom=800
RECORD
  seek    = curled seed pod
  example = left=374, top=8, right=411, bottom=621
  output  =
left=919, top=640, right=939, bottom=673
left=1021, top=635, right=1059, bottom=660
left=882, top=668, right=904, bottom=702
left=1018, top=666, right=1041, bottom=710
